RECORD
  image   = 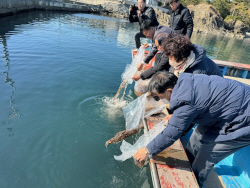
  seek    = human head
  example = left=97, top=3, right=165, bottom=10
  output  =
left=141, top=19, right=157, bottom=39
left=167, top=0, right=180, bottom=11
left=137, top=0, right=146, bottom=12
left=148, top=71, right=178, bottom=101
left=155, top=32, right=170, bottom=52
left=162, top=33, right=193, bottom=67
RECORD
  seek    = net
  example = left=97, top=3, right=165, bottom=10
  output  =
left=134, top=78, right=150, bottom=95
left=122, top=93, right=147, bottom=130
left=121, top=47, right=145, bottom=84
left=113, top=47, right=145, bottom=101
left=114, top=120, right=167, bottom=161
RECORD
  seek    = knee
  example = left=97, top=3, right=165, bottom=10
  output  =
left=192, top=156, right=215, bottom=187
left=134, top=32, right=141, bottom=39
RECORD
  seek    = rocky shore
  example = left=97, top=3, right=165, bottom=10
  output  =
left=0, top=0, right=249, bottom=38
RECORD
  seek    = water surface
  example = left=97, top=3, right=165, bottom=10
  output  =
left=0, top=10, right=250, bottom=188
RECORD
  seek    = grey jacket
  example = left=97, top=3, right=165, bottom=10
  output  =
left=143, top=25, right=174, bottom=64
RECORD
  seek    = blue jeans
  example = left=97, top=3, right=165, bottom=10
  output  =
left=186, top=125, right=250, bottom=187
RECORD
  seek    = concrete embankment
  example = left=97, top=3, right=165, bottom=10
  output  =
left=0, top=0, right=101, bottom=16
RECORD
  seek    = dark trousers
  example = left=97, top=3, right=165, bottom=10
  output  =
left=186, top=125, right=250, bottom=187
left=135, top=31, right=146, bottom=49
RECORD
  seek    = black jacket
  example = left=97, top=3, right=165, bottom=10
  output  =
left=169, top=4, right=193, bottom=38
left=140, top=25, right=174, bottom=80
left=129, top=7, right=159, bottom=29
left=140, top=52, right=170, bottom=80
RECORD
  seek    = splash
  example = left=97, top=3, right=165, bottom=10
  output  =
left=102, top=96, right=128, bottom=120
left=112, top=47, right=145, bottom=102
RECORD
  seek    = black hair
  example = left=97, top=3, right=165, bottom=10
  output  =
left=167, top=0, right=179, bottom=3
left=140, top=19, right=157, bottom=31
left=155, top=32, right=170, bottom=46
left=148, top=71, right=178, bottom=94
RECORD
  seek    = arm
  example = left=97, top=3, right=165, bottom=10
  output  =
left=143, top=43, right=158, bottom=64
left=139, top=7, right=157, bottom=23
left=140, top=54, right=169, bottom=80
left=129, top=6, right=139, bottom=22
left=146, top=104, right=198, bottom=155
left=183, top=9, right=193, bottom=38
left=129, top=14, right=139, bottom=22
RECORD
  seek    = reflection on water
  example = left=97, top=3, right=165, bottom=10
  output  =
left=0, top=10, right=250, bottom=188
left=0, top=35, right=20, bottom=136
left=191, top=32, right=250, bottom=64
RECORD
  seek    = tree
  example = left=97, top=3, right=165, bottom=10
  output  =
left=211, top=0, right=231, bottom=19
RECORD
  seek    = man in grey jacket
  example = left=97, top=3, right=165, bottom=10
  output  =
left=134, top=72, right=250, bottom=187
left=132, top=19, right=174, bottom=81
left=129, top=0, right=159, bottom=48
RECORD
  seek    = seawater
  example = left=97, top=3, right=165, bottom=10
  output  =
left=1, top=10, right=250, bottom=188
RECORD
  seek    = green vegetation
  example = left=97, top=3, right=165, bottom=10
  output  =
left=181, top=0, right=250, bottom=27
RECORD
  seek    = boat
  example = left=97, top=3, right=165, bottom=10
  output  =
left=132, top=49, right=250, bottom=188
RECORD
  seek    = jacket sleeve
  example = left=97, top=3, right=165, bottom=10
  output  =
left=138, top=7, right=156, bottom=23
left=183, top=9, right=193, bottom=38
left=146, top=104, right=198, bottom=155
left=143, top=44, right=158, bottom=64
left=129, top=14, right=139, bottom=22
left=140, top=54, right=169, bottom=80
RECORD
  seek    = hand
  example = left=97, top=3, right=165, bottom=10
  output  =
left=137, top=10, right=141, bottom=16
left=137, top=62, right=143, bottom=71
left=164, top=114, right=172, bottom=123
left=134, top=147, right=148, bottom=162
left=129, top=5, right=132, bottom=13
left=141, top=43, right=149, bottom=48
left=132, top=74, right=141, bottom=81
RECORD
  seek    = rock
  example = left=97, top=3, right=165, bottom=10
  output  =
left=234, top=20, right=248, bottom=35
left=188, top=4, right=224, bottom=34
left=101, top=2, right=129, bottom=19
left=224, top=19, right=235, bottom=30
left=153, top=7, right=170, bottom=26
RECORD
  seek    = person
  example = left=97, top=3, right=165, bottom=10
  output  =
left=132, top=19, right=174, bottom=82
left=134, top=71, right=250, bottom=187
left=162, top=33, right=222, bottom=77
left=167, top=0, right=193, bottom=38
left=129, top=0, right=159, bottom=48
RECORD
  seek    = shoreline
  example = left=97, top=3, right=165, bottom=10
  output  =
left=0, top=0, right=249, bottom=39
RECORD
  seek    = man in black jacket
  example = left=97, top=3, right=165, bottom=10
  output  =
left=167, top=0, right=193, bottom=38
left=129, top=0, right=159, bottom=48
left=132, top=19, right=174, bottom=82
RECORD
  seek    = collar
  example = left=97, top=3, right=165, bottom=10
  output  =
left=174, top=50, right=195, bottom=72
left=174, top=4, right=183, bottom=15
left=142, top=6, right=148, bottom=14
left=174, top=60, right=186, bottom=70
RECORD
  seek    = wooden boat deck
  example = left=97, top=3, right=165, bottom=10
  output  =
left=145, top=113, right=199, bottom=188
